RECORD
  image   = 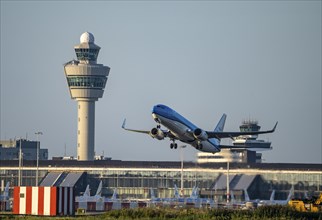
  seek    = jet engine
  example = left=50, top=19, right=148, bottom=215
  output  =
left=193, top=128, right=208, bottom=140
left=150, top=128, right=165, bottom=140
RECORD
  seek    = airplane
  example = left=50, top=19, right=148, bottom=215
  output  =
left=185, top=186, right=215, bottom=208
left=150, top=188, right=162, bottom=203
left=122, top=104, right=278, bottom=153
left=150, top=185, right=200, bottom=205
left=76, top=181, right=120, bottom=210
left=243, top=188, right=275, bottom=203
left=76, top=181, right=104, bottom=202
left=258, top=186, right=294, bottom=206
left=0, top=182, right=10, bottom=201
left=243, top=186, right=294, bottom=206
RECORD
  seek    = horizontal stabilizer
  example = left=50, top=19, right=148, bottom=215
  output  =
left=207, top=122, right=278, bottom=139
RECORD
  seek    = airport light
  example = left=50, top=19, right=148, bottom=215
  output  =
left=35, top=131, right=43, bottom=186
left=180, top=145, right=186, bottom=197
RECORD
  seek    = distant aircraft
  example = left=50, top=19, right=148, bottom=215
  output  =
left=0, top=182, right=10, bottom=201
left=76, top=182, right=102, bottom=203
left=243, top=186, right=294, bottom=206
left=150, top=185, right=201, bottom=204
left=76, top=181, right=120, bottom=210
left=122, top=104, right=278, bottom=153
left=242, top=188, right=275, bottom=204
left=258, top=186, right=294, bottom=206
left=150, top=188, right=162, bottom=203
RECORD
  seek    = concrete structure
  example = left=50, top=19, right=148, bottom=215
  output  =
left=64, top=32, right=110, bottom=161
left=0, top=139, right=48, bottom=160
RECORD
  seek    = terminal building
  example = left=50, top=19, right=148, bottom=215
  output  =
left=0, top=160, right=321, bottom=202
left=0, top=139, right=48, bottom=161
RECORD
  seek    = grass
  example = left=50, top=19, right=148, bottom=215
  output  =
left=1, top=205, right=321, bottom=220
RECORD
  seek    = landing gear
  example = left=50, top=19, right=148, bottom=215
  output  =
left=196, top=142, right=203, bottom=150
left=170, top=141, right=178, bottom=149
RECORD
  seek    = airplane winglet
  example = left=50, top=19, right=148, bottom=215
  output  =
left=122, top=118, right=126, bottom=129
left=272, top=121, right=278, bottom=132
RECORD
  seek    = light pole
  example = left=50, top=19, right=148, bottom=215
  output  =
left=180, top=145, right=186, bottom=197
left=35, top=132, right=43, bottom=186
left=226, top=161, right=230, bottom=204
left=18, top=139, right=22, bottom=186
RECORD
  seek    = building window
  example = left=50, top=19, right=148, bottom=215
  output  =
left=75, top=48, right=99, bottom=61
left=67, top=76, right=107, bottom=89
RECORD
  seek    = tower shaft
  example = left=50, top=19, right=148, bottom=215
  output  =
left=77, top=100, right=95, bottom=160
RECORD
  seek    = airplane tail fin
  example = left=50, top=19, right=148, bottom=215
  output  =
left=3, top=182, right=9, bottom=197
left=244, top=189, right=250, bottom=202
left=111, top=188, right=118, bottom=200
left=174, top=184, right=180, bottom=199
left=150, top=188, right=156, bottom=200
left=269, top=190, right=275, bottom=201
left=214, top=114, right=227, bottom=132
left=230, top=190, right=235, bottom=203
left=190, top=186, right=199, bottom=199
left=286, top=186, right=294, bottom=201
left=83, top=185, right=90, bottom=197
left=95, top=181, right=102, bottom=197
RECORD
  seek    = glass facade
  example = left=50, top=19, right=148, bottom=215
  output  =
left=67, top=76, right=107, bottom=88
left=75, top=48, right=99, bottom=61
left=0, top=165, right=321, bottom=200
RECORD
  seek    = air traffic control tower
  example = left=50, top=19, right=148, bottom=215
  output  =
left=64, top=32, right=110, bottom=161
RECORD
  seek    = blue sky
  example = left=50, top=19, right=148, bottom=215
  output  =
left=0, top=1, right=321, bottom=163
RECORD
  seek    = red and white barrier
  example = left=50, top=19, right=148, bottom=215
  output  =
left=13, top=186, right=74, bottom=216
left=13, top=186, right=57, bottom=216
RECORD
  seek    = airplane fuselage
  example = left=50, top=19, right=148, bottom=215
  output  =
left=152, top=105, right=220, bottom=153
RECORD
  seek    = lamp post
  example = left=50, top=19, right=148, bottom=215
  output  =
left=226, top=161, right=230, bottom=204
left=180, top=145, right=186, bottom=197
left=18, top=139, right=22, bottom=186
left=35, top=132, right=43, bottom=186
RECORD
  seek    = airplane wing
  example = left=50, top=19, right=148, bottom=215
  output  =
left=206, top=122, right=278, bottom=139
left=122, top=119, right=176, bottom=139
left=122, top=119, right=150, bottom=134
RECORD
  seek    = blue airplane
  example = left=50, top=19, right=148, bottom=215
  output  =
left=122, top=104, right=277, bottom=153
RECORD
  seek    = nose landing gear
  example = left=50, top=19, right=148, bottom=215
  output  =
left=170, top=141, right=178, bottom=149
left=196, top=142, right=203, bottom=150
